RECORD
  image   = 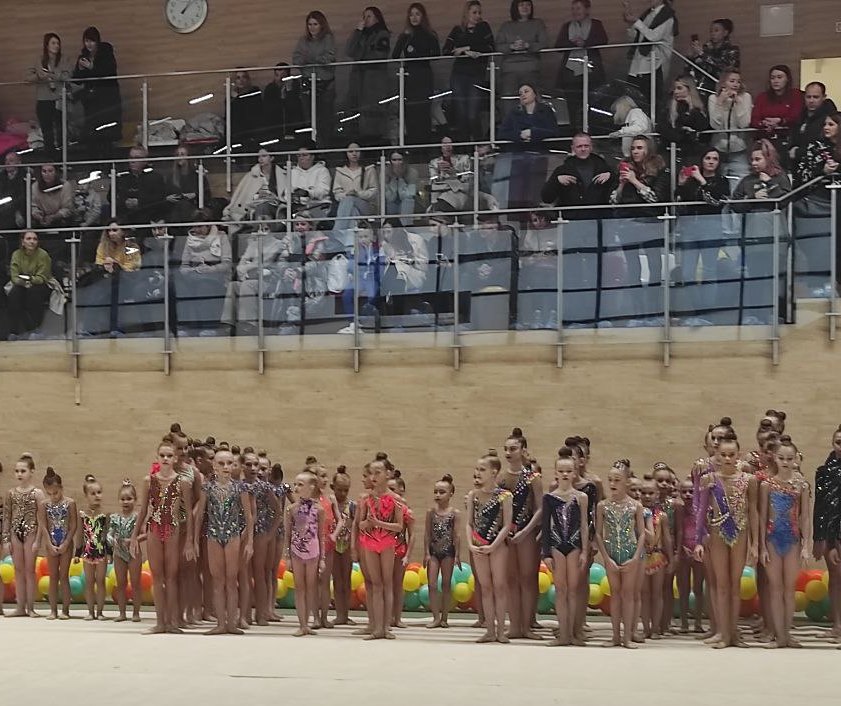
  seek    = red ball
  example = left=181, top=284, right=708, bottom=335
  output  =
left=739, top=599, right=755, bottom=618
left=406, top=562, right=422, bottom=573
left=355, top=583, right=367, bottom=607
left=125, top=584, right=134, bottom=600
left=140, top=571, right=153, bottom=591
left=795, top=570, right=810, bottom=593
left=4, top=582, right=16, bottom=602
left=36, top=558, right=49, bottom=578
left=277, top=560, right=287, bottom=578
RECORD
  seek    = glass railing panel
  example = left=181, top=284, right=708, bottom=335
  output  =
left=791, top=192, right=834, bottom=299
left=459, top=220, right=515, bottom=332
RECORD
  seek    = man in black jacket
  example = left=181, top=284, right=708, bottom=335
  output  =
left=116, top=145, right=167, bottom=224
left=262, top=62, right=305, bottom=144
left=541, top=132, right=614, bottom=219
left=790, top=82, right=837, bottom=162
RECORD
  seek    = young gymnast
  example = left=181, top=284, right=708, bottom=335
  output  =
left=77, top=475, right=109, bottom=620
left=596, top=465, right=646, bottom=648
left=2, top=454, right=43, bottom=617
left=356, top=459, right=404, bottom=640
left=694, top=431, right=758, bottom=649
left=759, top=435, right=811, bottom=648
left=424, top=474, right=461, bottom=629
left=653, top=463, right=681, bottom=635
left=640, top=478, right=672, bottom=639
left=331, top=466, right=356, bottom=625
left=467, top=451, right=513, bottom=644
left=108, top=480, right=143, bottom=622
left=542, top=448, right=589, bottom=646
left=676, top=478, right=705, bottom=633
left=37, top=467, right=77, bottom=620
left=465, top=470, right=486, bottom=629
left=309, top=459, right=340, bottom=629
left=267, top=463, right=291, bottom=622
left=814, top=424, right=841, bottom=642
left=284, top=469, right=325, bottom=637
left=389, top=472, right=415, bottom=629
left=194, top=449, right=254, bottom=635
left=350, top=462, right=375, bottom=636
left=498, top=428, right=543, bottom=640
left=131, top=440, right=195, bottom=634
left=628, top=470, right=652, bottom=644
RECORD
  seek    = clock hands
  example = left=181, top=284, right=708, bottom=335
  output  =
left=181, top=0, right=197, bottom=15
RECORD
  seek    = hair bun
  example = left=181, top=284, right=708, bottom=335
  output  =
left=720, top=416, right=733, bottom=427
left=511, top=427, right=523, bottom=437
left=45, top=467, right=55, bottom=477
left=393, top=469, right=402, bottom=479
left=121, top=478, right=133, bottom=487
left=336, top=464, right=347, bottom=474
left=486, top=448, right=499, bottom=457
left=557, top=447, right=573, bottom=459
left=779, top=434, right=792, bottom=444
left=305, top=455, right=318, bottom=465
left=758, top=419, right=774, bottom=430
left=441, top=473, right=453, bottom=483
left=85, top=473, right=96, bottom=482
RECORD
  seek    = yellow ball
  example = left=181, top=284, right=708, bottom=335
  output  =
left=403, top=571, right=420, bottom=592
left=417, top=566, right=428, bottom=585
left=283, top=571, right=296, bottom=589
left=142, top=587, right=154, bottom=605
left=673, top=575, right=680, bottom=599
left=467, top=574, right=475, bottom=591
left=0, top=564, right=14, bottom=584
left=822, top=571, right=830, bottom=587
left=805, top=579, right=828, bottom=602
left=588, top=583, right=603, bottom=606
left=68, top=562, right=83, bottom=578
left=600, top=575, right=611, bottom=597
left=276, top=579, right=288, bottom=600
left=739, top=576, right=757, bottom=601
left=537, top=572, right=551, bottom=594
left=453, top=581, right=471, bottom=603
left=105, top=575, right=117, bottom=594
left=142, top=560, right=150, bottom=572
left=351, top=570, right=363, bottom=591
left=794, top=590, right=808, bottom=613
left=37, top=575, right=50, bottom=596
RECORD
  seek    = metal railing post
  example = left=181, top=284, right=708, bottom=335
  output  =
left=24, top=168, right=32, bottom=228
left=225, top=76, right=232, bottom=192
left=472, top=146, right=480, bottom=228
left=452, top=222, right=462, bottom=370
left=286, top=155, right=293, bottom=225
left=258, top=231, right=265, bottom=374
left=489, top=57, right=497, bottom=145
left=141, top=79, right=149, bottom=149
left=771, top=206, right=781, bottom=364
left=353, top=227, right=361, bottom=372
left=659, top=210, right=676, bottom=367
left=162, top=230, right=172, bottom=375
left=554, top=216, right=568, bottom=368
left=828, top=184, right=840, bottom=341
left=310, top=71, right=318, bottom=143
left=582, top=50, right=590, bottom=133
left=379, top=152, right=387, bottom=217
left=68, top=232, right=80, bottom=377
left=398, top=62, right=406, bottom=148
left=197, top=161, right=206, bottom=209
left=649, top=52, right=657, bottom=124
left=669, top=142, right=677, bottom=200
left=61, top=82, right=68, bottom=179
left=110, top=163, right=117, bottom=219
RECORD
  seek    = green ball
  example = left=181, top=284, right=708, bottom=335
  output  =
left=452, top=565, right=472, bottom=585
left=538, top=590, right=554, bottom=614
left=418, top=584, right=430, bottom=608
left=280, top=589, right=296, bottom=609
left=404, top=591, right=422, bottom=611
left=589, top=563, right=607, bottom=584
left=805, top=600, right=827, bottom=622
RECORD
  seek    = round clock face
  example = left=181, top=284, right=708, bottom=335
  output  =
left=165, top=0, right=209, bottom=34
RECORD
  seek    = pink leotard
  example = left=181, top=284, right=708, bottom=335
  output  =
left=358, top=493, right=398, bottom=554
left=290, top=499, right=320, bottom=561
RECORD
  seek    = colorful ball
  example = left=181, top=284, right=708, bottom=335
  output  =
left=406, top=562, right=422, bottom=573
left=68, top=561, right=84, bottom=578
left=142, top=587, right=154, bottom=605
left=739, top=576, right=757, bottom=601
left=4, top=581, right=15, bottom=602
left=537, top=571, right=551, bottom=594
left=417, top=566, right=428, bottom=585
left=537, top=591, right=553, bottom=614
left=805, top=599, right=827, bottom=622
left=141, top=560, right=150, bottom=572
left=403, top=571, right=420, bottom=593
left=418, top=584, right=430, bottom=608
left=275, top=579, right=288, bottom=600
left=805, top=579, right=828, bottom=603
left=1, top=555, right=13, bottom=565
left=276, top=560, right=287, bottom=578
left=453, top=564, right=472, bottom=584
left=467, top=573, right=475, bottom=591
left=599, top=575, right=611, bottom=597
left=453, top=582, right=471, bottom=603
left=350, top=570, right=364, bottom=591
left=283, top=571, right=295, bottom=589
left=355, top=583, right=366, bottom=607
left=741, top=566, right=755, bottom=580
left=822, top=570, right=829, bottom=587
left=69, top=576, right=84, bottom=599
left=794, top=590, right=808, bottom=613
left=588, top=583, right=603, bottom=607
left=589, top=563, right=606, bottom=584
left=739, top=599, right=756, bottom=618
left=795, top=570, right=811, bottom=593
left=36, top=558, right=49, bottom=579
left=140, top=571, right=153, bottom=592
left=280, top=589, right=295, bottom=609
left=404, top=591, right=421, bottom=611
left=37, top=575, right=50, bottom=596
left=0, top=564, right=14, bottom=584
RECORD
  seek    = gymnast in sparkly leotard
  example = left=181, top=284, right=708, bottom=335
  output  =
left=814, top=425, right=841, bottom=639
left=425, top=474, right=461, bottom=629
left=40, top=467, right=77, bottom=620
left=79, top=475, right=109, bottom=621
left=3, top=456, right=42, bottom=621
left=109, top=480, right=142, bottom=623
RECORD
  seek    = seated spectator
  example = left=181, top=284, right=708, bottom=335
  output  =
left=292, top=11, right=337, bottom=147
left=332, top=142, right=378, bottom=244
left=71, top=180, right=105, bottom=230
left=116, top=145, right=167, bottom=224
left=280, top=144, right=332, bottom=218
left=790, top=82, right=838, bottom=164
left=731, top=139, right=791, bottom=208
left=6, top=230, right=52, bottom=340
left=231, top=69, right=264, bottom=151
left=31, top=163, right=73, bottom=229
left=96, top=221, right=141, bottom=274
left=624, top=0, right=677, bottom=111
left=223, top=148, right=285, bottom=227
left=496, top=1, right=549, bottom=113
left=166, top=144, right=212, bottom=222
left=795, top=112, right=841, bottom=190
left=658, top=75, right=710, bottom=163
left=541, top=132, right=613, bottom=218
left=750, top=65, right=804, bottom=147
left=380, top=218, right=428, bottom=294
left=177, top=209, right=233, bottom=336
left=708, top=68, right=753, bottom=182
left=0, top=152, right=26, bottom=231
left=687, top=18, right=740, bottom=94
left=498, top=82, right=559, bottom=145
left=429, top=136, right=473, bottom=207
left=676, top=147, right=731, bottom=207
left=262, top=62, right=305, bottom=143
left=267, top=213, right=311, bottom=332
left=27, top=32, right=72, bottom=155
left=384, top=150, right=419, bottom=225
left=555, top=0, right=608, bottom=130
left=609, top=95, right=652, bottom=157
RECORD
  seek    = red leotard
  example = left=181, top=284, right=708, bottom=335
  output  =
left=320, top=495, right=337, bottom=554
left=358, top=493, right=398, bottom=553
left=147, top=475, right=180, bottom=542
left=395, top=501, right=413, bottom=560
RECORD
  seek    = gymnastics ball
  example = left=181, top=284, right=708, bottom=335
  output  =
left=351, top=570, right=364, bottom=591
left=417, top=566, right=428, bottom=585
left=453, top=581, right=471, bottom=603
left=538, top=591, right=553, bottom=614
left=140, top=571, right=153, bottom=591
left=589, top=563, right=606, bottom=584
left=821, top=571, right=829, bottom=587
left=68, top=562, right=83, bottom=578
left=739, top=576, right=757, bottom=601
left=283, top=571, right=295, bottom=589
left=275, top=579, right=288, bottom=600
left=0, top=564, right=14, bottom=584
left=805, top=599, right=827, bottom=621
left=588, top=583, right=603, bottom=606
left=794, top=590, right=808, bottom=613
left=403, top=571, right=420, bottom=593
left=805, top=579, right=828, bottom=603
left=418, top=584, right=430, bottom=608
left=36, top=558, right=49, bottom=579
left=404, top=591, right=421, bottom=611
left=467, top=574, right=475, bottom=592
left=69, top=576, right=84, bottom=599
left=453, top=564, right=472, bottom=584
left=600, top=575, right=611, bottom=597
left=37, top=575, right=50, bottom=596
left=276, top=560, right=286, bottom=578
left=537, top=572, right=551, bottom=594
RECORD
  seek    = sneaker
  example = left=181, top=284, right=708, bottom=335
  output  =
left=278, top=325, right=298, bottom=336
left=7, top=333, right=19, bottom=341
left=530, top=308, right=544, bottom=330
left=198, top=329, right=218, bottom=337
left=27, top=331, right=45, bottom=340
left=546, top=309, right=558, bottom=329
left=176, top=328, right=190, bottom=338
left=337, top=323, right=363, bottom=335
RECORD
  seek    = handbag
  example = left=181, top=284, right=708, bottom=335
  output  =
left=327, top=253, right=349, bottom=293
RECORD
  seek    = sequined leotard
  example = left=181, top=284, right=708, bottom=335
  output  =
left=765, top=477, right=805, bottom=557
left=504, top=466, right=540, bottom=533
left=334, top=500, right=356, bottom=555
left=541, top=493, right=582, bottom=557
left=697, top=472, right=750, bottom=548
left=203, top=480, right=247, bottom=546
left=471, top=488, right=512, bottom=546
left=45, top=498, right=72, bottom=547
left=290, top=499, right=320, bottom=560
left=245, top=479, right=276, bottom=535
left=682, top=501, right=697, bottom=556
left=576, top=479, right=599, bottom=540
left=357, top=494, right=398, bottom=554
left=147, top=475, right=181, bottom=542
left=108, top=513, right=138, bottom=562
left=602, top=499, right=638, bottom=565
left=175, top=464, right=195, bottom=524
left=4, top=488, right=38, bottom=543
left=644, top=505, right=668, bottom=574
left=428, top=509, right=456, bottom=561
left=319, top=495, right=337, bottom=553
left=273, top=483, right=291, bottom=541
left=395, top=502, right=413, bottom=560
left=814, top=453, right=841, bottom=547
left=80, top=511, right=109, bottom=562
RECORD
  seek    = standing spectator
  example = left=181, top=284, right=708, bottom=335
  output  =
left=72, top=26, right=122, bottom=158
left=384, top=150, right=420, bottom=224
left=708, top=68, right=753, bottom=182
left=115, top=146, right=168, bottom=224
left=7, top=231, right=52, bottom=340
left=230, top=70, right=264, bottom=152
left=496, top=1, right=548, bottom=115
left=166, top=144, right=212, bottom=222
left=623, top=0, right=677, bottom=111
left=280, top=144, right=332, bottom=219
left=442, top=1, right=495, bottom=143
left=609, top=95, right=652, bottom=157
left=27, top=33, right=71, bottom=155
left=790, top=82, right=837, bottom=164
left=292, top=11, right=337, bottom=147
left=392, top=3, right=440, bottom=147
left=0, top=152, right=26, bottom=232
left=262, top=63, right=305, bottom=143
left=555, top=0, right=608, bottom=130
left=687, top=18, right=740, bottom=94
left=332, top=142, right=378, bottom=245
left=346, top=7, right=392, bottom=145
left=658, top=75, right=709, bottom=164
left=541, top=132, right=613, bottom=219
left=750, top=65, right=804, bottom=149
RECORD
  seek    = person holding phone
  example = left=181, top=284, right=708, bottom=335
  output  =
left=7, top=231, right=52, bottom=340
left=687, top=18, right=740, bottom=94
left=26, top=33, right=71, bottom=155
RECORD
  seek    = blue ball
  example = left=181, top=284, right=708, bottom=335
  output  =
left=741, top=566, right=756, bottom=579
left=589, top=563, right=607, bottom=584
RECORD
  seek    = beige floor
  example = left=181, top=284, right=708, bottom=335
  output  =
left=3, top=611, right=838, bottom=704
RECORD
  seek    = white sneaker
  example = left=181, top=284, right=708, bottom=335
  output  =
left=337, top=322, right=363, bottom=335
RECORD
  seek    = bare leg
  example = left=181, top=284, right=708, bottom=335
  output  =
left=440, top=556, right=455, bottom=627
left=252, top=533, right=271, bottom=626
left=727, top=534, right=749, bottom=647
left=316, top=547, right=334, bottom=628
left=515, top=535, right=541, bottom=639
left=363, top=548, right=385, bottom=639
left=605, top=565, right=622, bottom=646
left=238, top=542, right=252, bottom=628
left=114, top=556, right=129, bottom=620
left=291, top=556, right=309, bottom=635
left=83, top=562, right=96, bottom=619
left=650, top=569, right=664, bottom=637
left=163, top=532, right=182, bottom=633
left=489, top=545, right=509, bottom=643
left=46, top=554, right=60, bottom=618
left=94, top=561, right=107, bottom=618
left=565, top=550, right=583, bottom=645
left=473, top=553, right=496, bottom=642
left=224, top=538, right=243, bottom=634
left=145, top=534, right=167, bottom=634
left=677, top=552, right=691, bottom=632
left=58, top=551, right=72, bottom=617
left=549, top=548, right=570, bottom=646
left=620, top=564, right=639, bottom=648
left=427, top=557, right=442, bottom=627
left=391, top=554, right=406, bottom=627
left=332, top=549, right=353, bottom=625
left=206, top=538, right=228, bottom=634
left=379, top=548, right=396, bottom=638
left=128, top=555, right=143, bottom=621
left=691, top=559, right=705, bottom=632
left=468, top=552, right=485, bottom=627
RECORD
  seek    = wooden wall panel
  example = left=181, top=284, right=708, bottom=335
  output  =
left=2, top=1, right=839, bottom=141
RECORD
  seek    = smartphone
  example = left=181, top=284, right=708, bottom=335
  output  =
left=619, top=161, right=630, bottom=172
left=18, top=274, right=31, bottom=281
left=681, top=166, right=694, bottom=178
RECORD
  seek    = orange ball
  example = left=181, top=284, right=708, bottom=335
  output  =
left=140, top=571, right=153, bottom=591
left=539, top=562, right=550, bottom=574
left=406, top=562, right=422, bottom=573
left=795, top=570, right=810, bottom=593
left=355, top=583, right=367, bottom=606
left=125, top=584, right=134, bottom=600
left=739, top=599, right=756, bottom=618
left=277, top=560, right=287, bottom=578
left=4, top=582, right=15, bottom=602
left=36, top=558, right=49, bottom=578
left=600, top=595, right=611, bottom=616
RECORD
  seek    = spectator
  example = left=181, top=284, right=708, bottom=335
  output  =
left=31, top=163, right=73, bottom=229
left=262, top=63, right=305, bottom=143
left=518, top=210, right=558, bottom=328
left=750, top=65, right=804, bottom=147
left=555, top=0, right=609, bottom=130
left=790, top=82, right=837, bottom=163
left=0, top=152, right=26, bottom=232
left=280, top=144, right=332, bottom=218
left=795, top=112, right=841, bottom=189
left=332, top=142, right=378, bottom=245
left=384, top=150, right=419, bottom=224
left=442, top=1, right=495, bottom=143
left=115, top=145, right=168, bottom=224
left=429, top=135, right=472, bottom=208
left=27, top=33, right=71, bottom=155
left=708, top=68, right=753, bottom=182
left=731, top=139, right=791, bottom=206
left=231, top=69, right=264, bottom=151
left=346, top=7, right=392, bottom=145
left=72, top=26, right=122, bottom=158
left=496, top=1, right=549, bottom=114
left=95, top=221, right=141, bottom=274
left=268, top=213, right=311, bottom=332
left=223, top=149, right=285, bottom=227
left=392, top=3, right=440, bottom=147
left=609, top=94, right=652, bottom=157
left=165, top=144, right=212, bottom=222
left=7, top=231, right=52, bottom=340
left=380, top=218, right=428, bottom=294
left=658, top=75, right=710, bottom=163
left=541, top=132, right=613, bottom=218
left=70, top=179, right=105, bottom=231
left=687, top=18, right=740, bottom=94
left=623, top=0, right=677, bottom=111
left=292, top=11, right=336, bottom=147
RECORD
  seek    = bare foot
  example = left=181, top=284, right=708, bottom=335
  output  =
left=392, top=622, right=408, bottom=629
left=363, top=632, right=381, bottom=640
left=144, top=625, right=167, bottom=634
left=166, top=627, right=184, bottom=634
left=711, top=640, right=729, bottom=649
left=603, top=638, right=621, bottom=648
left=678, top=625, right=689, bottom=634
left=428, top=620, right=443, bottom=629
left=622, top=641, right=639, bottom=649
left=650, top=632, right=662, bottom=640
left=132, top=612, right=142, bottom=622
left=321, top=620, right=334, bottom=629
left=293, top=628, right=308, bottom=637
left=227, top=626, right=245, bottom=635
left=28, top=610, right=40, bottom=618
left=496, top=632, right=510, bottom=644
left=476, top=631, right=496, bottom=643
left=84, top=614, right=96, bottom=621
left=59, top=613, right=71, bottom=621
left=256, top=619, right=269, bottom=627
left=352, top=627, right=372, bottom=636
left=523, top=630, right=543, bottom=640
left=732, top=636, right=749, bottom=648
left=547, top=638, right=568, bottom=647
left=384, top=630, right=396, bottom=639
left=441, top=620, right=450, bottom=628
left=571, top=636, right=586, bottom=647
left=46, top=614, right=57, bottom=621
left=471, top=620, right=486, bottom=629
left=703, top=633, right=723, bottom=645
left=114, top=616, right=127, bottom=623
left=632, top=633, right=645, bottom=644
left=787, top=636, right=802, bottom=648
left=506, top=631, right=523, bottom=640
left=698, top=629, right=717, bottom=641
left=205, top=626, right=227, bottom=635
left=763, top=639, right=780, bottom=649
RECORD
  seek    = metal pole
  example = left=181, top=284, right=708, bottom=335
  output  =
left=660, top=211, right=675, bottom=367
left=61, top=82, right=68, bottom=180
left=379, top=152, right=387, bottom=217
left=286, top=155, right=293, bottom=225
left=489, top=57, right=497, bottom=145
left=25, top=169, right=32, bottom=228
left=649, top=52, right=657, bottom=124
left=225, top=76, right=232, bottom=193
left=163, top=230, right=172, bottom=375
left=554, top=217, right=567, bottom=368
left=771, top=207, right=781, bottom=365
left=829, top=184, right=839, bottom=341
left=310, top=71, right=318, bottom=144
left=582, top=49, right=590, bottom=133
left=110, top=163, right=117, bottom=219
left=257, top=230, right=265, bottom=374
left=669, top=142, right=677, bottom=200
left=353, top=226, right=361, bottom=372
left=785, top=203, right=794, bottom=323
left=141, top=79, right=149, bottom=149
left=472, top=146, right=480, bottom=228
left=398, top=62, right=406, bottom=148
left=452, top=222, right=461, bottom=370
left=68, top=232, right=80, bottom=378
left=197, top=161, right=206, bottom=209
